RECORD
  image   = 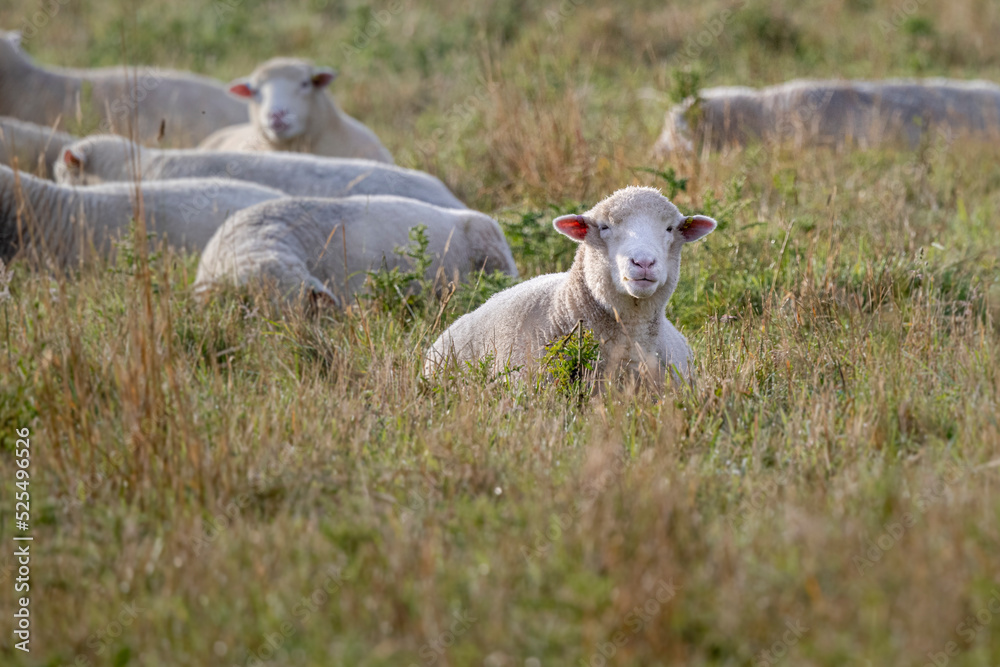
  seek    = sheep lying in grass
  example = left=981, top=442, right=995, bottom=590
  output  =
left=194, top=196, right=518, bottom=306
left=199, top=58, right=393, bottom=163
left=56, top=136, right=465, bottom=209
left=654, top=79, right=1000, bottom=157
left=424, top=186, right=716, bottom=385
left=0, top=116, right=76, bottom=179
left=0, top=163, right=285, bottom=267
left=0, top=30, right=247, bottom=146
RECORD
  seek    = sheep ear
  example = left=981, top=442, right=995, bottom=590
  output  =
left=553, top=214, right=593, bottom=242
left=679, top=215, right=717, bottom=243
left=228, top=79, right=254, bottom=98
left=311, top=68, right=337, bottom=88
left=63, top=148, right=84, bottom=169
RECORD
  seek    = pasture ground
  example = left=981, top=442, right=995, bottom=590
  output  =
left=1, top=0, right=1000, bottom=664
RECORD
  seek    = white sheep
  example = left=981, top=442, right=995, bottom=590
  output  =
left=654, top=79, right=1000, bottom=157
left=198, top=58, right=393, bottom=163
left=0, top=116, right=76, bottom=179
left=0, top=163, right=285, bottom=267
left=0, top=30, right=247, bottom=147
left=55, top=135, right=466, bottom=209
left=424, top=186, right=716, bottom=385
left=194, top=196, right=518, bottom=306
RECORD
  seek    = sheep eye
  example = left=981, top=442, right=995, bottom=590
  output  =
left=666, top=226, right=674, bottom=233
left=599, top=224, right=610, bottom=232
left=301, top=80, right=310, bottom=89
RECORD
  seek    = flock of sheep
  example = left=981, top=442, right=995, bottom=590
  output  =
left=0, top=29, right=720, bottom=385
left=5, top=27, right=997, bottom=387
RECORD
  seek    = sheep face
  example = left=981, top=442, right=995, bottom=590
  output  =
left=229, top=59, right=336, bottom=144
left=554, top=187, right=716, bottom=301
left=55, top=141, right=109, bottom=186
left=56, top=146, right=93, bottom=185
left=2, top=31, right=21, bottom=50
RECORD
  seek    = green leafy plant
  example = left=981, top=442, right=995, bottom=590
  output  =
left=452, top=269, right=520, bottom=314
left=669, top=66, right=703, bottom=104
left=500, top=204, right=586, bottom=275
left=112, top=218, right=162, bottom=277
left=633, top=166, right=689, bottom=200
left=540, top=321, right=600, bottom=402
left=365, top=224, right=435, bottom=323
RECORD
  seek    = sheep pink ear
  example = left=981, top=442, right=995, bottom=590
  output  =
left=679, top=215, right=717, bottom=242
left=63, top=148, right=83, bottom=169
left=311, top=69, right=337, bottom=88
left=553, top=214, right=591, bottom=242
left=228, top=80, right=254, bottom=98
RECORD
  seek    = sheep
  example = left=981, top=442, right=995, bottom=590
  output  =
left=193, top=196, right=518, bottom=306
left=653, top=79, right=1000, bottom=157
left=55, top=135, right=466, bottom=209
left=423, top=186, right=716, bottom=385
left=198, top=58, right=393, bottom=163
left=0, top=116, right=76, bottom=179
left=0, top=163, right=286, bottom=267
left=0, top=30, right=247, bottom=147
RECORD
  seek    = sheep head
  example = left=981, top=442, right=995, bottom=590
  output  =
left=228, top=58, right=337, bottom=145
left=553, top=186, right=715, bottom=303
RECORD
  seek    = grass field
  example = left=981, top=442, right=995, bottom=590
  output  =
left=2, top=0, right=1000, bottom=665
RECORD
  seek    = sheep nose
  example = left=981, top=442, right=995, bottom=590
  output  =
left=268, top=111, right=291, bottom=133
left=631, top=257, right=655, bottom=269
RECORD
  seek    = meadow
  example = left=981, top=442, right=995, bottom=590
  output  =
left=1, top=0, right=1000, bottom=664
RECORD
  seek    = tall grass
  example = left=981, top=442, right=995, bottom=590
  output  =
left=1, top=0, right=1000, bottom=665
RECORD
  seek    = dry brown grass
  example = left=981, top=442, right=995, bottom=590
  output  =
left=1, top=0, right=1000, bottom=665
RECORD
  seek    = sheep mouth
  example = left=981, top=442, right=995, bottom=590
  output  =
left=623, top=277, right=659, bottom=297
left=266, top=124, right=294, bottom=138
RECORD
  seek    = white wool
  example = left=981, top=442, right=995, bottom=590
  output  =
left=0, top=163, right=285, bottom=267
left=0, top=116, right=76, bottom=179
left=55, top=135, right=464, bottom=209
left=654, top=78, right=1000, bottom=157
left=424, top=186, right=716, bottom=385
left=0, top=30, right=247, bottom=147
left=194, top=195, right=517, bottom=305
